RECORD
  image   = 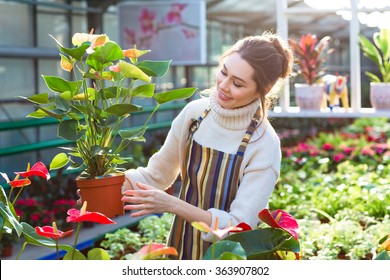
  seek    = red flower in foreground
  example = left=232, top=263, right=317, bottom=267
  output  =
left=14, top=161, right=50, bottom=180
left=66, top=201, right=116, bottom=224
left=35, top=222, right=73, bottom=240
left=258, top=209, right=299, bottom=240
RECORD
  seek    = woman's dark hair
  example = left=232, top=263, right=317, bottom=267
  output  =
left=220, top=32, right=293, bottom=119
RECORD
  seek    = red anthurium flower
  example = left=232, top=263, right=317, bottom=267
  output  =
left=15, top=161, right=50, bottom=181
left=258, top=209, right=299, bottom=240
left=228, top=222, right=252, bottom=233
left=66, top=201, right=116, bottom=224
left=132, top=243, right=178, bottom=260
left=35, top=222, right=73, bottom=240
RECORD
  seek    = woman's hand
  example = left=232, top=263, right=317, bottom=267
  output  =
left=122, top=182, right=175, bottom=217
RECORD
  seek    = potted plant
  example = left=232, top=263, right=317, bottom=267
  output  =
left=22, top=30, right=197, bottom=218
left=0, top=231, right=18, bottom=257
left=359, top=28, right=390, bottom=111
left=289, top=33, right=333, bottom=111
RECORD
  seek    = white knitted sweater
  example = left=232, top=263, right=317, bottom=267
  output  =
left=124, top=92, right=281, bottom=241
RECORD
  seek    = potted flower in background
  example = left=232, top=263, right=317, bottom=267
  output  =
left=22, top=30, right=197, bottom=218
left=289, top=33, right=333, bottom=111
left=359, top=28, right=390, bottom=111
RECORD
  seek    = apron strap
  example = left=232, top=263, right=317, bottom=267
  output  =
left=237, top=106, right=262, bottom=156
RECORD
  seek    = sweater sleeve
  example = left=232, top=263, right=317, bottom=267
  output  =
left=123, top=98, right=206, bottom=191
left=124, top=110, right=185, bottom=191
left=201, top=131, right=281, bottom=242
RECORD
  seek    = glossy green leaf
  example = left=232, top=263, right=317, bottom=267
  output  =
left=119, top=126, right=147, bottom=141
left=105, top=104, right=143, bottom=116
left=50, top=153, right=70, bottom=170
left=374, top=250, right=390, bottom=260
left=223, top=228, right=300, bottom=260
left=87, top=248, right=111, bottom=260
left=63, top=249, right=87, bottom=260
left=154, top=88, right=197, bottom=104
left=118, top=60, right=151, bottom=82
left=20, top=92, right=49, bottom=104
left=137, top=60, right=171, bottom=77
left=132, top=84, right=155, bottom=98
left=87, top=41, right=124, bottom=71
left=0, top=203, right=23, bottom=237
left=58, top=119, right=85, bottom=141
left=42, top=75, right=82, bottom=94
left=203, top=240, right=246, bottom=260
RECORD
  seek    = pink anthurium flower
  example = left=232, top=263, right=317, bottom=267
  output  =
left=132, top=243, right=178, bottom=260
left=258, top=208, right=299, bottom=240
left=66, top=201, right=116, bottom=224
left=14, top=161, right=50, bottom=181
left=109, top=64, right=120, bottom=73
left=35, top=222, right=73, bottom=240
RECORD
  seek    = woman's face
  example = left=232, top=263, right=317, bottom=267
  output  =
left=216, top=52, right=260, bottom=109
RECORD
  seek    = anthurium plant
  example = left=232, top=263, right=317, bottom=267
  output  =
left=193, top=208, right=301, bottom=260
left=0, top=161, right=177, bottom=260
left=289, top=33, right=333, bottom=85
left=359, top=28, right=390, bottom=83
left=22, top=30, right=197, bottom=179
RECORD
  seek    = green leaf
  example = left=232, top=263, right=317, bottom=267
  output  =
left=0, top=203, right=23, bottom=237
left=63, top=249, right=87, bottom=260
left=42, top=75, right=82, bottom=94
left=224, top=228, right=300, bottom=260
left=132, top=84, right=155, bottom=98
left=203, top=240, right=246, bottom=260
left=118, top=60, right=151, bottom=83
left=137, top=60, right=172, bottom=77
left=58, top=119, right=85, bottom=141
left=86, top=41, right=124, bottom=71
left=119, top=126, right=147, bottom=141
left=374, top=250, right=390, bottom=260
left=154, top=88, right=197, bottom=104
left=55, top=38, right=90, bottom=61
left=87, top=248, right=111, bottom=260
left=26, top=109, right=49, bottom=118
left=20, top=92, right=49, bottom=104
left=50, top=153, right=71, bottom=170
left=105, top=104, right=143, bottom=116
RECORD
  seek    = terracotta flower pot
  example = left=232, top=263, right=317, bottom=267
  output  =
left=295, top=83, right=325, bottom=111
left=370, top=82, right=390, bottom=111
left=76, top=174, right=125, bottom=218
left=1, top=244, right=14, bottom=257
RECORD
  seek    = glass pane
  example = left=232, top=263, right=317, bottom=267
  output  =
left=0, top=1, right=32, bottom=47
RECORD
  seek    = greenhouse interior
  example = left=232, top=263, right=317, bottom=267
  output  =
left=1, top=0, right=390, bottom=262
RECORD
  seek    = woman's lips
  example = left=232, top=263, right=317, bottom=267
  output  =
left=218, top=91, right=231, bottom=101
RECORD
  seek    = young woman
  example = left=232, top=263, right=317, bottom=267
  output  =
left=121, top=32, right=294, bottom=259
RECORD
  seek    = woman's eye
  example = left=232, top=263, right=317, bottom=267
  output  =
left=221, top=70, right=227, bottom=76
left=233, top=81, right=242, bottom=87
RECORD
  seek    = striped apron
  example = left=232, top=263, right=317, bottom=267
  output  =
left=167, top=106, right=261, bottom=260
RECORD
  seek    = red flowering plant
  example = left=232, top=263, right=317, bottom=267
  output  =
left=0, top=162, right=50, bottom=246
left=192, top=209, right=301, bottom=260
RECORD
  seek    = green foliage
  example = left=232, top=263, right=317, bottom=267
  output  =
left=359, top=28, right=390, bottom=82
left=22, top=32, right=197, bottom=179
left=271, top=117, right=390, bottom=259
left=100, top=213, right=174, bottom=260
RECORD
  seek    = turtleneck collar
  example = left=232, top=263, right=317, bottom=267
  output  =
left=208, top=91, right=261, bottom=130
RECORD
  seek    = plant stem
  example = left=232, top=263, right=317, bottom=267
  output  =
left=16, top=241, right=28, bottom=260
left=71, top=223, right=82, bottom=260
